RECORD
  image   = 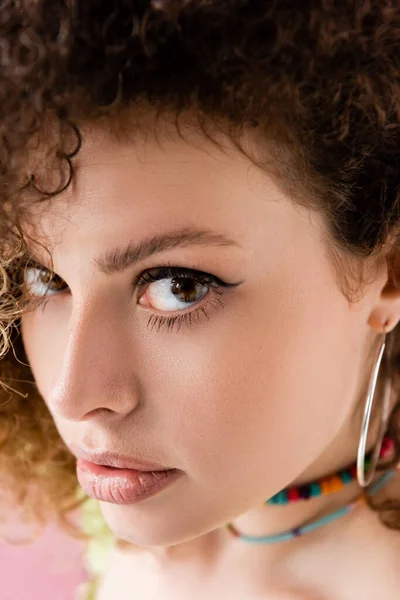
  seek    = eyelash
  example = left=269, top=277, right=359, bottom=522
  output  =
left=136, top=266, right=233, bottom=332
left=23, top=264, right=239, bottom=333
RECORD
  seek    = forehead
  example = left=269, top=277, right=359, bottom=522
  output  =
left=21, top=122, right=286, bottom=258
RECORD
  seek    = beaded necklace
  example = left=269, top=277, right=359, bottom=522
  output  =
left=225, top=436, right=397, bottom=544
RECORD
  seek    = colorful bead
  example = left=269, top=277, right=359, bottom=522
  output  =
left=339, top=470, right=353, bottom=484
left=299, top=485, right=311, bottom=499
left=264, top=436, right=393, bottom=507
left=380, top=437, right=394, bottom=458
left=309, top=482, right=321, bottom=497
left=320, top=477, right=333, bottom=494
left=267, top=490, right=288, bottom=505
left=287, top=488, right=301, bottom=501
left=329, top=475, right=344, bottom=492
left=292, top=528, right=301, bottom=538
left=226, top=468, right=397, bottom=544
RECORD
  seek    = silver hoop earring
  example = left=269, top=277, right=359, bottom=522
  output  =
left=357, top=327, right=393, bottom=488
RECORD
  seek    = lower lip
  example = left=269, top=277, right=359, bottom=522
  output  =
left=76, top=459, right=182, bottom=505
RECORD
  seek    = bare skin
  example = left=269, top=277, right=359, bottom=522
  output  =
left=96, top=500, right=400, bottom=599
left=20, top=120, right=400, bottom=598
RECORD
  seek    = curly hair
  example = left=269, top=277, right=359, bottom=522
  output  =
left=1, top=0, right=400, bottom=540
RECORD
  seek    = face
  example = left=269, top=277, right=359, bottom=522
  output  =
left=20, top=123, right=380, bottom=546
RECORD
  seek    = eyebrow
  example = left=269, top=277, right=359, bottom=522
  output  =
left=93, top=228, right=241, bottom=276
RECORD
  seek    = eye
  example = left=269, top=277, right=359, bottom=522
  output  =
left=22, top=266, right=68, bottom=297
left=138, top=267, right=215, bottom=312
left=136, top=266, right=243, bottom=332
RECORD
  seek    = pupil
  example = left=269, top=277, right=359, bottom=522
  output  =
left=171, top=278, right=204, bottom=303
left=40, top=270, right=63, bottom=289
left=41, top=271, right=52, bottom=284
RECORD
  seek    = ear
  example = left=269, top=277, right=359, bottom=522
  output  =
left=367, top=240, right=400, bottom=333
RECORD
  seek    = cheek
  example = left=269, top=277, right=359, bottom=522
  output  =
left=20, top=303, right=70, bottom=400
left=152, top=282, right=360, bottom=499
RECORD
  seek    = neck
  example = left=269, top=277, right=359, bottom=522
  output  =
left=142, top=418, right=394, bottom=589
left=120, top=341, right=399, bottom=594
left=115, top=472, right=392, bottom=600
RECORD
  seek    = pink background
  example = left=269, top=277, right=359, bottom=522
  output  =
left=0, top=521, right=88, bottom=600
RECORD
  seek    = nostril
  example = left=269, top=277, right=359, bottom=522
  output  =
left=82, top=406, right=114, bottom=420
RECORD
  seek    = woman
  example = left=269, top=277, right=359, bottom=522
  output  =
left=1, top=1, right=400, bottom=598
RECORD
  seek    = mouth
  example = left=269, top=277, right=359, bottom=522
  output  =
left=76, top=459, right=182, bottom=504
left=69, top=443, right=182, bottom=504
left=69, top=443, right=174, bottom=471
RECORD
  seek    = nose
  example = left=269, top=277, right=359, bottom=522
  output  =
left=48, top=296, right=141, bottom=422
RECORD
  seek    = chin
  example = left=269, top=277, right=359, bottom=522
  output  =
left=98, top=500, right=217, bottom=548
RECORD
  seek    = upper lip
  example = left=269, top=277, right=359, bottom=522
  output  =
left=69, top=444, right=174, bottom=472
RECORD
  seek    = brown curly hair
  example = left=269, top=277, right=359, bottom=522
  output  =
left=1, top=0, right=400, bottom=540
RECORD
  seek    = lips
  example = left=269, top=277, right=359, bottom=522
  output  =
left=68, top=443, right=182, bottom=504
left=68, top=443, right=173, bottom=472
left=76, top=458, right=182, bottom=504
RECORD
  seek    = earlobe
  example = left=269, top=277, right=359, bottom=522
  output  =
left=367, top=312, right=394, bottom=334
left=367, top=245, right=400, bottom=334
